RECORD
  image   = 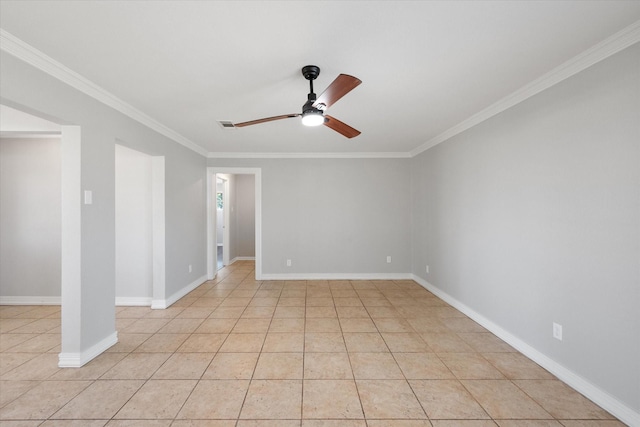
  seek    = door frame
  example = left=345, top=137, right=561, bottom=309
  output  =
left=206, top=167, right=262, bottom=280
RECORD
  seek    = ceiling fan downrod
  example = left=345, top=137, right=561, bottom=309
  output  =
left=300, top=65, right=324, bottom=125
left=302, top=65, right=321, bottom=102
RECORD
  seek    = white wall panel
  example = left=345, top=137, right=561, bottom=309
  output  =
left=115, top=144, right=152, bottom=301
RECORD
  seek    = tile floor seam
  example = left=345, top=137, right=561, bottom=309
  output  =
left=342, top=314, right=368, bottom=421
left=235, top=283, right=280, bottom=422
left=378, top=379, right=429, bottom=420
left=39, top=377, right=101, bottom=422
left=390, top=350, right=433, bottom=422
left=514, top=378, right=617, bottom=422
left=460, top=377, right=524, bottom=422
left=513, top=379, right=555, bottom=420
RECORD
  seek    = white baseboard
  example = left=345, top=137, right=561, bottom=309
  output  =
left=58, top=330, right=118, bottom=368
left=151, top=275, right=206, bottom=309
left=115, top=297, right=152, bottom=306
left=0, top=296, right=61, bottom=305
left=230, top=256, right=255, bottom=265
left=410, top=274, right=640, bottom=427
left=260, top=273, right=414, bottom=281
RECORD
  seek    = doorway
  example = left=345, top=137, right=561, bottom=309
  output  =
left=0, top=106, right=63, bottom=304
left=0, top=103, right=86, bottom=365
left=207, top=167, right=262, bottom=280
left=216, top=175, right=230, bottom=270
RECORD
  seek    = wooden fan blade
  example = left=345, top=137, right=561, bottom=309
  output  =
left=234, top=114, right=300, bottom=127
left=324, top=115, right=361, bottom=138
left=313, top=74, right=361, bottom=109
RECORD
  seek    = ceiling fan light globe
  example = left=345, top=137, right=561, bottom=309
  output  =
left=301, top=111, right=325, bottom=127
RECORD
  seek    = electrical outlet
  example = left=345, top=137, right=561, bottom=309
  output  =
left=188, top=264, right=192, bottom=273
left=386, top=256, right=392, bottom=263
left=553, top=322, right=563, bottom=341
left=426, top=265, right=430, bottom=274
left=286, top=259, right=292, bottom=267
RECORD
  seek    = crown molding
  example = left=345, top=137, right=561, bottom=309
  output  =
left=207, top=151, right=411, bottom=159
left=0, top=29, right=208, bottom=157
left=410, top=19, right=640, bottom=157
left=3, top=18, right=638, bottom=161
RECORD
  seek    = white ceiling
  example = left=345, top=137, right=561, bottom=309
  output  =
left=1, top=1, right=639, bottom=156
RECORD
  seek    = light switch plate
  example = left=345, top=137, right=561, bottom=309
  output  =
left=553, top=322, right=563, bottom=341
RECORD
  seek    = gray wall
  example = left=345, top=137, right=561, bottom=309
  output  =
left=233, top=174, right=255, bottom=258
left=79, top=127, right=117, bottom=347
left=163, top=143, right=206, bottom=297
left=208, top=158, right=412, bottom=275
left=0, top=137, right=61, bottom=298
left=1, top=51, right=207, bottom=354
left=227, top=174, right=237, bottom=263
left=411, top=44, right=639, bottom=412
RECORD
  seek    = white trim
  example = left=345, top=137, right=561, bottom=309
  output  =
left=207, top=152, right=411, bottom=159
left=151, top=275, right=206, bottom=309
left=410, top=274, right=640, bottom=427
left=58, top=331, right=118, bottom=368
left=0, top=296, right=61, bottom=305
left=206, top=171, right=215, bottom=280
left=60, top=126, right=82, bottom=356
left=410, top=20, right=640, bottom=157
left=222, top=177, right=230, bottom=268
left=151, top=156, right=166, bottom=303
left=229, top=256, right=255, bottom=265
left=260, top=273, right=414, bottom=281
left=115, top=297, right=152, bottom=306
left=253, top=171, right=262, bottom=280
left=0, top=29, right=207, bottom=157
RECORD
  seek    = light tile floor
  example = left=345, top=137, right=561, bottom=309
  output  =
left=0, top=261, right=625, bottom=426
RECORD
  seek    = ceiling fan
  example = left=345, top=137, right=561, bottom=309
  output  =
left=233, top=65, right=362, bottom=138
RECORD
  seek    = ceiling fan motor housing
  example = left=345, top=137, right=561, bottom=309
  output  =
left=301, top=65, right=320, bottom=81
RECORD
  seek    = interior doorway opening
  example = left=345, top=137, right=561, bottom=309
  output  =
left=207, top=167, right=262, bottom=280
left=216, top=175, right=229, bottom=270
